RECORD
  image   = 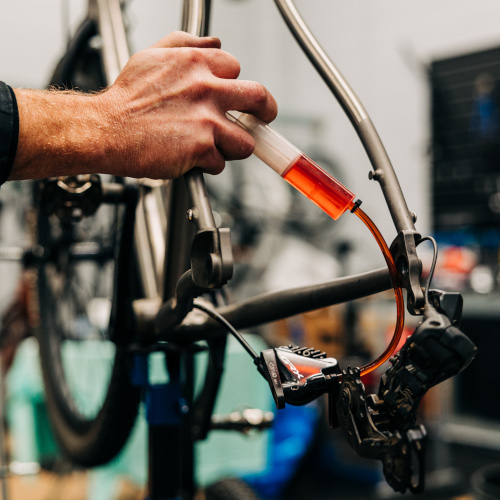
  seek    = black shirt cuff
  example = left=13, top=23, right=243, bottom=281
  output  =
left=0, top=82, right=19, bottom=185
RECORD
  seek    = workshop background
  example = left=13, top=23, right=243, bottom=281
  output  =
left=1, top=0, right=500, bottom=499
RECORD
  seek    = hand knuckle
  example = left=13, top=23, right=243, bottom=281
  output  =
left=251, top=83, right=268, bottom=104
left=196, top=133, right=216, bottom=157
left=191, top=80, right=214, bottom=101
left=227, top=54, right=241, bottom=75
left=184, top=49, right=197, bottom=64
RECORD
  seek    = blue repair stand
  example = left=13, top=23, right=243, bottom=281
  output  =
left=131, top=348, right=195, bottom=500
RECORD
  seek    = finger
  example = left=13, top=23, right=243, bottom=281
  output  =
left=217, top=80, right=278, bottom=124
left=150, top=31, right=221, bottom=49
left=203, top=49, right=241, bottom=80
left=196, top=147, right=227, bottom=175
left=213, top=120, right=255, bottom=162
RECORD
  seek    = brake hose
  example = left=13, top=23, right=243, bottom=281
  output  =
left=349, top=203, right=405, bottom=376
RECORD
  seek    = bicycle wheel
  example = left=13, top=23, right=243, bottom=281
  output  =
left=35, top=16, right=140, bottom=467
left=36, top=183, right=141, bottom=466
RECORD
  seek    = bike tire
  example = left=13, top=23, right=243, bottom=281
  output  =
left=36, top=17, right=140, bottom=467
left=36, top=2, right=211, bottom=470
left=36, top=188, right=141, bottom=467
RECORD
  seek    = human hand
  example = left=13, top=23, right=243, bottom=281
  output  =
left=97, top=31, right=278, bottom=179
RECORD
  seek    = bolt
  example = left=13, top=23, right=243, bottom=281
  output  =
left=368, top=170, right=383, bottom=181
left=411, top=212, right=417, bottom=223
left=179, top=399, right=189, bottom=415
left=400, top=263, right=409, bottom=277
left=186, top=209, right=194, bottom=221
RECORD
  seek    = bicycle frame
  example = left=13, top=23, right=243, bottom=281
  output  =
left=18, top=0, right=481, bottom=497
left=83, top=0, right=427, bottom=498
left=145, top=0, right=422, bottom=338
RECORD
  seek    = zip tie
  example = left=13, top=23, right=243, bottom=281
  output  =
left=350, top=199, right=363, bottom=213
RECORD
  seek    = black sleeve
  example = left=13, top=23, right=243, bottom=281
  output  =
left=0, top=82, right=19, bottom=185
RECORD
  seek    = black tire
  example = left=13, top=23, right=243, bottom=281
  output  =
left=204, top=478, right=261, bottom=500
left=36, top=191, right=140, bottom=467
left=36, top=17, right=139, bottom=467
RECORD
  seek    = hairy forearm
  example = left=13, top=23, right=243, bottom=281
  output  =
left=7, top=32, right=277, bottom=182
left=10, top=88, right=113, bottom=180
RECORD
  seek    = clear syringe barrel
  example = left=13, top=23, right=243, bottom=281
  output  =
left=226, top=111, right=355, bottom=220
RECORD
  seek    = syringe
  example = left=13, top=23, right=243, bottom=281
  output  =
left=226, top=111, right=356, bottom=220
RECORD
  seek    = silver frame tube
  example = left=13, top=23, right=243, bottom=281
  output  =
left=274, top=0, right=416, bottom=233
left=91, top=0, right=171, bottom=299
left=182, top=0, right=209, bottom=35
left=91, top=0, right=130, bottom=84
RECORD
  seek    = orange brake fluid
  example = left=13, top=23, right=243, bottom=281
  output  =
left=227, top=111, right=405, bottom=375
left=282, top=154, right=355, bottom=220
left=349, top=205, right=404, bottom=376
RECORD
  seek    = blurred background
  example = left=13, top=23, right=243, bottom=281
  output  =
left=1, top=0, right=500, bottom=499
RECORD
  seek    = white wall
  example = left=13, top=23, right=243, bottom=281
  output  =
left=2, top=0, right=500, bottom=269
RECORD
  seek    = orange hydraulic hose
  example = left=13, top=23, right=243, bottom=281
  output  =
left=348, top=202, right=405, bottom=376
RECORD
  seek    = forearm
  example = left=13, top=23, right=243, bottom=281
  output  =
left=6, top=32, right=277, bottom=182
left=11, top=88, right=113, bottom=180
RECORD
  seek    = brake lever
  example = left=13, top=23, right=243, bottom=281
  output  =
left=258, top=345, right=341, bottom=409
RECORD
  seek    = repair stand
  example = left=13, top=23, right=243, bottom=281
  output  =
left=132, top=346, right=196, bottom=500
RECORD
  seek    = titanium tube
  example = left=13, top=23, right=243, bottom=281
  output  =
left=92, top=0, right=168, bottom=299
left=182, top=0, right=210, bottom=35
left=154, top=267, right=393, bottom=342
left=274, top=0, right=416, bottom=234
left=91, top=0, right=130, bottom=84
